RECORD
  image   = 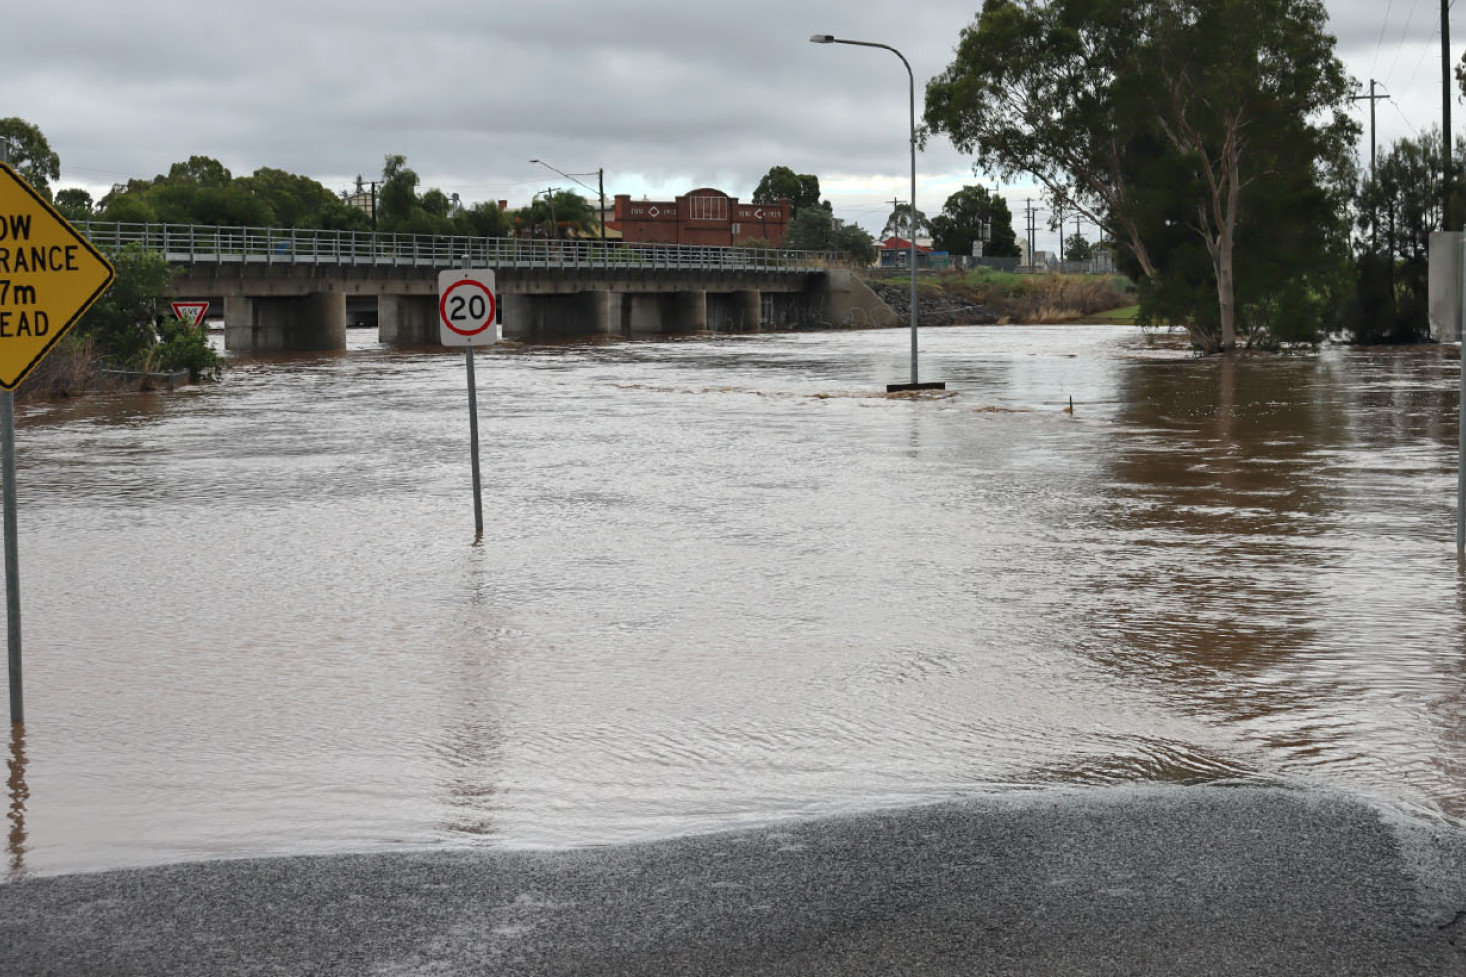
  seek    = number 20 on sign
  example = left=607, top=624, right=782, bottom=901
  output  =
left=438, top=269, right=497, bottom=346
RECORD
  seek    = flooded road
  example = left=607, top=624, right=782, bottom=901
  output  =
left=4, top=325, right=1465, bottom=879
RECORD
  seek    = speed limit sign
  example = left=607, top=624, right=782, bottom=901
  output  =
left=438, top=269, right=498, bottom=346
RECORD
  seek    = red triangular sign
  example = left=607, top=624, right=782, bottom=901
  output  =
left=171, top=301, right=210, bottom=327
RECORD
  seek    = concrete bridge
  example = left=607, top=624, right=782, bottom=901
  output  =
left=76, top=223, right=897, bottom=351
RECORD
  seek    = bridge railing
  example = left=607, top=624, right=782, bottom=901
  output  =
left=74, top=222, right=847, bottom=273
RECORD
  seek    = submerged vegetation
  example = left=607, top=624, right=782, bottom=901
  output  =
left=16, top=244, right=223, bottom=402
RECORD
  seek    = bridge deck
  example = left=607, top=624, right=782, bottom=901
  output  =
left=77, top=222, right=835, bottom=275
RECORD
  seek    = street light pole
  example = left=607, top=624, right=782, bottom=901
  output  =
left=533, top=187, right=560, bottom=239
left=811, top=34, right=940, bottom=391
left=530, top=159, right=606, bottom=240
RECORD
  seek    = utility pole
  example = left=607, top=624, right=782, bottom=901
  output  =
left=1054, top=197, right=1064, bottom=265
left=1025, top=198, right=1037, bottom=270
left=1352, top=80, right=1388, bottom=250
left=539, top=187, right=559, bottom=239
left=1351, top=80, right=1385, bottom=178
left=888, top=196, right=909, bottom=264
left=1444, top=0, right=1454, bottom=230
left=597, top=168, right=605, bottom=240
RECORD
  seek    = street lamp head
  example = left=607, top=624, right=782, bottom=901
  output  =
left=809, top=34, right=835, bottom=44
left=528, top=158, right=541, bottom=164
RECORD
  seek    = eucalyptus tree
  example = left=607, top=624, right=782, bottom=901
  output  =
left=924, top=0, right=1357, bottom=352
left=930, top=185, right=1019, bottom=258
left=880, top=202, right=931, bottom=241
left=752, top=166, right=824, bottom=215
left=1351, top=128, right=1460, bottom=344
left=0, top=117, right=60, bottom=199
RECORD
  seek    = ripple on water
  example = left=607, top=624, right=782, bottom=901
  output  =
left=3, top=328, right=1465, bottom=879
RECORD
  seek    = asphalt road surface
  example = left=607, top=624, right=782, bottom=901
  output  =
left=3, top=786, right=1464, bottom=976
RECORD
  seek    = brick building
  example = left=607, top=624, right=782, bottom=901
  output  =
left=611, top=188, right=791, bottom=246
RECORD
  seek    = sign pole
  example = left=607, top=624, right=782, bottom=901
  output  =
left=466, top=342, right=484, bottom=539
left=3, top=391, right=21, bottom=724
left=1458, top=233, right=1465, bottom=554
left=462, top=254, right=484, bottom=539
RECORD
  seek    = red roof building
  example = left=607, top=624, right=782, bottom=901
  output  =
left=878, top=236, right=933, bottom=255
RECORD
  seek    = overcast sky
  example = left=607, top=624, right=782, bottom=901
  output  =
left=1, top=0, right=1454, bottom=251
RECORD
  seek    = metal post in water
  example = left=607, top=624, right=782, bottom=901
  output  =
left=1459, top=233, right=1465, bottom=553
left=461, top=254, right=484, bottom=539
left=810, top=34, right=942, bottom=391
left=2, top=392, right=21, bottom=723
left=466, top=344, right=484, bottom=539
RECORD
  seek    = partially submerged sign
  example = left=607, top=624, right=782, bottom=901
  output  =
left=0, top=163, right=115, bottom=390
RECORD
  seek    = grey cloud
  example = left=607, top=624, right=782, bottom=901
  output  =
left=1, top=0, right=1444, bottom=233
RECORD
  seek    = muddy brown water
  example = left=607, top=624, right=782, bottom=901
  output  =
left=3, top=325, right=1464, bottom=880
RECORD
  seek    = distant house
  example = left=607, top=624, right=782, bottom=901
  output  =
left=877, top=236, right=935, bottom=268
left=610, top=189, right=792, bottom=246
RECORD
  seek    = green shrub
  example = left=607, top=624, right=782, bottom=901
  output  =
left=151, top=316, right=222, bottom=381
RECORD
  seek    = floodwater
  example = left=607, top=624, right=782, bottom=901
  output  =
left=3, top=325, right=1465, bottom=880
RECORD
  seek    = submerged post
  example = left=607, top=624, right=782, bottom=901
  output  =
left=3, top=392, right=20, bottom=723
left=466, top=344, right=484, bottom=539
left=810, top=33, right=944, bottom=392
left=462, top=254, right=484, bottom=539
left=1459, top=234, right=1465, bottom=553
left=0, top=132, right=14, bottom=722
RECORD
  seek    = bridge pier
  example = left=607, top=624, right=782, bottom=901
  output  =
left=224, top=293, right=347, bottom=352
left=736, top=289, right=761, bottom=331
left=707, top=290, right=762, bottom=332
left=622, top=294, right=673, bottom=336
left=379, top=295, right=439, bottom=345
left=674, top=291, right=707, bottom=333
left=502, top=291, right=614, bottom=342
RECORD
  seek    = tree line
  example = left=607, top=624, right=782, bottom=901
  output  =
left=920, top=0, right=1454, bottom=353
left=748, top=164, right=1022, bottom=264
left=10, top=0, right=1462, bottom=361
left=0, top=117, right=1015, bottom=270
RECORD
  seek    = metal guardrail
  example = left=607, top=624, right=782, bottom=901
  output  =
left=74, top=222, right=841, bottom=274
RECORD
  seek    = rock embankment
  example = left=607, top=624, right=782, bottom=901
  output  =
left=867, top=280, right=998, bottom=326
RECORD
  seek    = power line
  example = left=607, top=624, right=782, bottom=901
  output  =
left=1391, top=98, right=1422, bottom=135
left=1402, top=21, right=1441, bottom=93
left=1386, top=0, right=1423, bottom=89
left=1372, top=0, right=1395, bottom=78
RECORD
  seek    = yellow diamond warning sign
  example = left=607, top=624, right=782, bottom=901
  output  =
left=0, top=163, right=115, bottom=390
